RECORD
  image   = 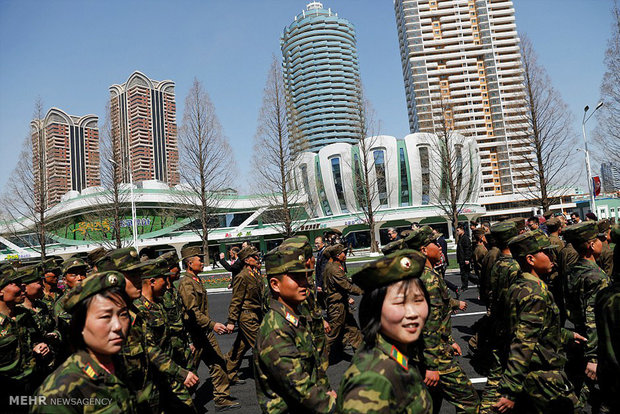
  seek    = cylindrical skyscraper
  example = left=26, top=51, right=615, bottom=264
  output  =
left=281, top=1, right=362, bottom=154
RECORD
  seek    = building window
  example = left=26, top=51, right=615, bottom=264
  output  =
left=399, top=148, right=410, bottom=206
left=373, top=150, right=388, bottom=206
left=300, top=164, right=316, bottom=217
left=419, top=146, right=430, bottom=205
left=331, top=157, right=348, bottom=212
left=315, top=160, right=332, bottom=216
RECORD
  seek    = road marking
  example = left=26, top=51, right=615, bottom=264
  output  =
left=452, top=311, right=487, bottom=318
left=470, top=377, right=488, bottom=384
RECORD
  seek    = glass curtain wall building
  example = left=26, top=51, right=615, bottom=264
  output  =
left=281, top=1, right=362, bottom=155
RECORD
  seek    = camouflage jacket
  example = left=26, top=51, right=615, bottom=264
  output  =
left=21, top=299, right=58, bottom=338
left=337, top=334, right=432, bottom=414
left=32, top=349, right=138, bottom=413
left=0, top=309, right=40, bottom=382
left=420, top=266, right=459, bottom=373
left=53, top=290, right=72, bottom=332
left=254, top=299, right=335, bottom=413
left=596, top=242, right=614, bottom=278
left=488, top=254, right=521, bottom=335
left=134, top=296, right=170, bottom=353
left=473, top=244, right=488, bottom=277
left=160, top=286, right=192, bottom=361
left=178, top=272, right=216, bottom=335
left=595, top=280, right=620, bottom=398
left=480, top=246, right=500, bottom=306
left=499, top=273, right=574, bottom=399
left=546, top=234, right=564, bottom=287
left=227, top=266, right=263, bottom=325
left=41, top=291, right=60, bottom=311
left=323, top=261, right=362, bottom=304
left=566, top=258, right=609, bottom=362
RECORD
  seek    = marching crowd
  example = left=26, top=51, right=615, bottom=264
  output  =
left=0, top=212, right=618, bottom=413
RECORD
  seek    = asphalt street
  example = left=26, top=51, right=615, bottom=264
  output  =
left=194, top=265, right=487, bottom=413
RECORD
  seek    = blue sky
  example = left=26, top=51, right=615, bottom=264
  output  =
left=0, top=0, right=614, bottom=194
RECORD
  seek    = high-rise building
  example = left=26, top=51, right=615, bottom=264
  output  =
left=109, top=71, right=179, bottom=185
left=394, top=0, right=534, bottom=198
left=281, top=1, right=362, bottom=154
left=31, top=108, right=100, bottom=207
left=601, top=162, right=620, bottom=192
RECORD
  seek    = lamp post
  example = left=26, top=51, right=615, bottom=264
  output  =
left=109, top=158, right=139, bottom=250
left=582, top=102, right=603, bottom=216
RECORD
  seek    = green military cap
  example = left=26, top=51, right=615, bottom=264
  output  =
left=0, top=263, right=19, bottom=289
left=472, top=228, right=486, bottom=238
left=41, top=258, right=62, bottom=275
left=597, top=219, right=611, bottom=237
left=506, top=217, right=526, bottom=232
left=490, top=221, right=519, bottom=245
left=265, top=236, right=312, bottom=276
left=86, top=247, right=107, bottom=267
left=181, top=246, right=203, bottom=261
left=159, top=251, right=180, bottom=269
left=62, top=271, right=126, bottom=313
left=62, top=257, right=89, bottom=275
left=324, top=244, right=345, bottom=260
left=352, top=249, right=426, bottom=291
left=16, top=263, right=43, bottom=284
left=137, top=260, right=168, bottom=280
left=546, top=217, right=562, bottom=233
left=610, top=224, right=620, bottom=244
left=381, top=239, right=405, bottom=255
left=95, top=247, right=143, bottom=272
left=399, top=229, right=413, bottom=239
left=404, top=226, right=440, bottom=251
left=508, top=230, right=556, bottom=259
left=238, top=245, right=259, bottom=262
left=564, top=221, right=599, bottom=245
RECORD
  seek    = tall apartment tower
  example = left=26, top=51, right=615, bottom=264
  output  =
left=109, top=71, right=179, bottom=185
left=31, top=108, right=100, bottom=207
left=601, top=162, right=620, bottom=192
left=282, top=1, right=362, bottom=154
left=394, top=0, right=534, bottom=197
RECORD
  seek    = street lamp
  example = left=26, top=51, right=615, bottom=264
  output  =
left=582, top=101, right=603, bottom=216
left=108, top=158, right=139, bottom=250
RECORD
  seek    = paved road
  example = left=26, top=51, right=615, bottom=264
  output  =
left=194, top=267, right=487, bottom=413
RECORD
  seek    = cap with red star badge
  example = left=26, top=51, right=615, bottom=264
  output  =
left=352, top=249, right=426, bottom=291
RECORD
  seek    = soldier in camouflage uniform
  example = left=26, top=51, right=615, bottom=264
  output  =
left=40, top=258, right=62, bottom=311
left=563, top=221, right=610, bottom=410
left=97, top=247, right=200, bottom=413
left=32, top=271, right=138, bottom=413
left=596, top=219, right=613, bottom=278
left=490, top=230, right=584, bottom=413
left=225, top=245, right=263, bottom=384
left=177, top=246, right=240, bottom=411
left=135, top=259, right=198, bottom=413
left=254, top=237, right=336, bottom=413
left=479, top=221, right=520, bottom=413
left=472, top=228, right=488, bottom=281
left=545, top=217, right=566, bottom=324
left=406, top=227, right=478, bottom=414
left=323, top=244, right=363, bottom=359
left=338, top=249, right=432, bottom=413
left=595, top=224, right=620, bottom=412
left=159, top=251, right=194, bottom=370
left=0, top=264, right=51, bottom=407
left=557, top=236, right=579, bottom=324
left=479, top=233, right=500, bottom=308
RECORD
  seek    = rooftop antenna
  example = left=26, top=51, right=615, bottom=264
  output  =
left=307, top=1, right=323, bottom=11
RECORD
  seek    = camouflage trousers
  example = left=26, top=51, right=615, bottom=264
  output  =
left=514, top=370, right=579, bottom=414
left=156, top=371, right=198, bottom=413
left=310, top=314, right=329, bottom=378
left=479, top=346, right=504, bottom=413
left=190, top=331, right=232, bottom=404
left=226, top=311, right=260, bottom=382
left=326, top=302, right=362, bottom=358
left=428, top=364, right=480, bottom=414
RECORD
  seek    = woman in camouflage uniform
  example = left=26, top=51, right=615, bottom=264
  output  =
left=33, top=271, right=138, bottom=413
left=337, top=250, right=433, bottom=413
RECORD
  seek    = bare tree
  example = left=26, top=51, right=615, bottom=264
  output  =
left=512, top=35, right=577, bottom=212
left=252, top=57, right=308, bottom=238
left=347, top=90, right=386, bottom=253
left=175, top=78, right=235, bottom=266
left=426, top=99, right=479, bottom=242
left=82, top=103, right=131, bottom=249
left=1, top=98, right=49, bottom=258
left=594, top=2, right=620, bottom=165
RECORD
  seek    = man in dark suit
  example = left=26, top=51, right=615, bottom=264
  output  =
left=456, top=225, right=478, bottom=290
left=219, top=246, right=242, bottom=287
left=314, top=236, right=328, bottom=307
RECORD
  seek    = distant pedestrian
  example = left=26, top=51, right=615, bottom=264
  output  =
left=456, top=225, right=477, bottom=290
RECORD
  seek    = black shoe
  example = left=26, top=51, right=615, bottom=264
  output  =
left=215, top=400, right=241, bottom=411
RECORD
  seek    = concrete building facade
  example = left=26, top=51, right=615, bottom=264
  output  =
left=31, top=108, right=100, bottom=207
left=394, top=0, right=535, bottom=198
left=601, top=162, right=620, bottom=193
left=109, top=71, right=180, bottom=186
left=281, top=1, right=362, bottom=154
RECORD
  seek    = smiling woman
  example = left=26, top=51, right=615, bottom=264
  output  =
left=32, top=272, right=138, bottom=413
